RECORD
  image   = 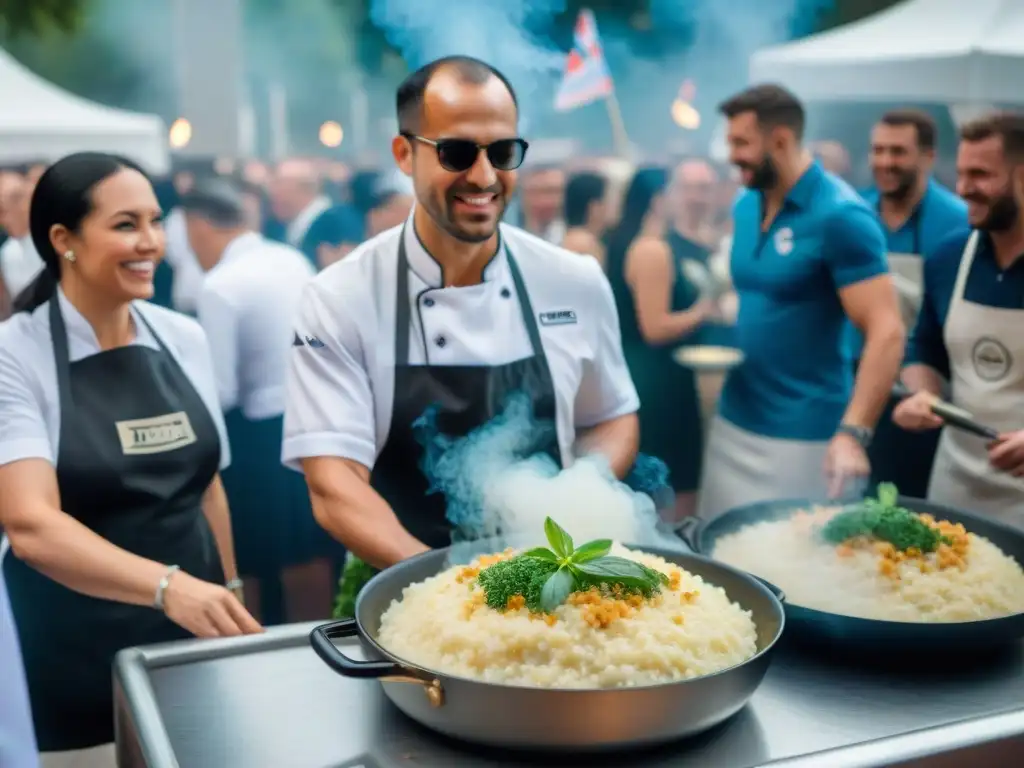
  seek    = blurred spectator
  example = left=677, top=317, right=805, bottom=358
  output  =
left=366, top=170, right=414, bottom=239
left=561, top=171, right=609, bottom=268
left=267, top=158, right=363, bottom=269
left=811, top=140, right=851, bottom=180
left=0, top=171, right=44, bottom=303
left=519, top=165, right=565, bottom=242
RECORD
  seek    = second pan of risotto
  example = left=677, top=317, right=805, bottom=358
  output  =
left=682, top=484, right=1024, bottom=651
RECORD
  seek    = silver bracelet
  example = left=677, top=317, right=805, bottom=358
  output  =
left=225, top=578, right=243, bottom=592
left=154, top=564, right=180, bottom=611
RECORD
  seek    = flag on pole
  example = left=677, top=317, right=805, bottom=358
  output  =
left=554, top=9, right=614, bottom=112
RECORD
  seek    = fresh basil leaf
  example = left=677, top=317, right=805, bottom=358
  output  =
left=540, top=567, right=576, bottom=612
left=544, top=517, right=574, bottom=558
left=570, top=538, right=612, bottom=564
left=576, top=556, right=660, bottom=590
left=522, top=547, right=558, bottom=563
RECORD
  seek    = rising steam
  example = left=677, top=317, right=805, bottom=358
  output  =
left=414, top=392, right=687, bottom=564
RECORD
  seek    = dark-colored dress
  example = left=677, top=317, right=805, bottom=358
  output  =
left=607, top=234, right=705, bottom=493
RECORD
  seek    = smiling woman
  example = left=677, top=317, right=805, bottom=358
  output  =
left=0, top=152, right=261, bottom=764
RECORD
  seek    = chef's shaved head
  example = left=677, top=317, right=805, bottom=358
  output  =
left=396, top=56, right=518, bottom=134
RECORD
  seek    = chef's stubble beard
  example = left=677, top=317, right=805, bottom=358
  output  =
left=881, top=168, right=919, bottom=202
left=980, top=191, right=1019, bottom=232
left=437, top=193, right=506, bottom=244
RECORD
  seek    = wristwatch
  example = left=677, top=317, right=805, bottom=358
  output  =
left=836, top=423, right=873, bottom=449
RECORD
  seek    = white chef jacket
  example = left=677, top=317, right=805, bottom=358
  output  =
left=0, top=236, right=44, bottom=300
left=163, top=207, right=205, bottom=314
left=0, top=572, right=38, bottom=768
left=0, top=289, right=231, bottom=471
left=195, top=232, right=315, bottom=420
left=282, top=216, right=639, bottom=472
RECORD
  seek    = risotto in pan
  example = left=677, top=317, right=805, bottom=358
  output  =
left=377, top=519, right=758, bottom=688
left=712, top=485, right=1024, bottom=623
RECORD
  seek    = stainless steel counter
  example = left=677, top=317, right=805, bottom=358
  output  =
left=114, top=622, right=1024, bottom=768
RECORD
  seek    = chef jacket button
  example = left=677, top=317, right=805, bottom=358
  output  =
left=435, top=335, right=447, bottom=348
left=424, top=297, right=435, bottom=307
left=500, top=287, right=511, bottom=298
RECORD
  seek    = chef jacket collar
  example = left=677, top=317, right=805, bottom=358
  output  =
left=403, top=209, right=507, bottom=288
left=212, top=231, right=262, bottom=275
left=55, top=286, right=158, bottom=355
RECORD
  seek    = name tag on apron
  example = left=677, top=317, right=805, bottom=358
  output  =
left=115, top=411, right=198, bottom=455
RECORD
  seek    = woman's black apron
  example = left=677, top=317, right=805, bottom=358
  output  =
left=2, top=299, right=224, bottom=751
left=369, top=227, right=563, bottom=548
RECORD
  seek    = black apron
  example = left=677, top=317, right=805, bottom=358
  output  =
left=369, top=228, right=563, bottom=547
left=3, top=299, right=224, bottom=751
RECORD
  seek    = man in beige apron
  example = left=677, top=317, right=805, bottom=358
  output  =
left=699, top=85, right=904, bottom=521
left=896, top=112, right=1024, bottom=531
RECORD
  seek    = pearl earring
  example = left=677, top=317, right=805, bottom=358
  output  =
left=64, top=250, right=76, bottom=263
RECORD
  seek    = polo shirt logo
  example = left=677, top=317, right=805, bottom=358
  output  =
left=539, top=309, right=577, bottom=326
left=774, top=227, right=794, bottom=255
left=115, top=412, right=197, bottom=455
left=972, top=337, right=1012, bottom=381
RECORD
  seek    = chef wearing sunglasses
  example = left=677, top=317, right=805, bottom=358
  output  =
left=282, top=55, right=640, bottom=576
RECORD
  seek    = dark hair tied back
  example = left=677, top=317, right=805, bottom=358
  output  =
left=13, top=152, right=145, bottom=313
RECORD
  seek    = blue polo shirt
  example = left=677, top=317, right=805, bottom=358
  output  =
left=844, top=180, right=967, bottom=360
left=720, top=161, right=889, bottom=440
left=905, top=229, right=1024, bottom=379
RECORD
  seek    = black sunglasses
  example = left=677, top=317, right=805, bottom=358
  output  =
left=402, top=133, right=529, bottom=173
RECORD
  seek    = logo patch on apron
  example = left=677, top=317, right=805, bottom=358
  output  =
left=539, top=310, right=577, bottom=326
left=115, top=412, right=198, bottom=455
left=972, top=337, right=1012, bottom=381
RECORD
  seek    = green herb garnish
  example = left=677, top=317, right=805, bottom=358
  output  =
left=820, top=483, right=951, bottom=553
left=477, top=517, right=669, bottom=613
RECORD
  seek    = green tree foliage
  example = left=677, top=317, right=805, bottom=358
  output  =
left=0, top=0, right=87, bottom=36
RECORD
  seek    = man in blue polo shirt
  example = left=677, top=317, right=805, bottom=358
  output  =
left=853, top=109, right=968, bottom=499
left=894, top=112, right=1024, bottom=530
left=698, top=84, right=904, bottom=520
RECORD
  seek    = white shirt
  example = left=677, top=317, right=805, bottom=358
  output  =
left=285, top=196, right=332, bottom=248
left=163, top=208, right=205, bottom=314
left=0, top=290, right=230, bottom=471
left=0, top=236, right=44, bottom=300
left=282, top=216, right=639, bottom=472
left=196, top=232, right=315, bottom=420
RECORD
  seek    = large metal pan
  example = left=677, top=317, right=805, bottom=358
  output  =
left=309, top=545, right=785, bottom=752
left=680, top=496, right=1024, bottom=653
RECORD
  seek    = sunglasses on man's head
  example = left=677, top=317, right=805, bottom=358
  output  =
left=402, top=133, right=529, bottom=173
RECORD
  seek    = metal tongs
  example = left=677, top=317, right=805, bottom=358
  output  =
left=891, top=382, right=1000, bottom=440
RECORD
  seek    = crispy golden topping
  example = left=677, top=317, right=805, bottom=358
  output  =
left=833, top=513, right=972, bottom=580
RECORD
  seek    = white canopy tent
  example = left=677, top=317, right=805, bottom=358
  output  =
left=749, top=0, right=1024, bottom=105
left=0, top=47, right=169, bottom=173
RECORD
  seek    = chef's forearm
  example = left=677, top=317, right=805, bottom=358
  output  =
left=303, top=457, right=429, bottom=569
left=201, top=475, right=238, bottom=581
left=575, top=413, right=640, bottom=479
left=901, top=364, right=944, bottom=397
left=842, top=321, right=904, bottom=430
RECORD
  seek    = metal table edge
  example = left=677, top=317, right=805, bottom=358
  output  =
left=113, top=623, right=323, bottom=768
left=113, top=622, right=1024, bottom=768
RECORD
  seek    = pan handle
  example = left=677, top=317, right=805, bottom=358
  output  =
left=675, top=516, right=703, bottom=551
left=309, top=619, right=446, bottom=707
left=751, top=576, right=786, bottom=604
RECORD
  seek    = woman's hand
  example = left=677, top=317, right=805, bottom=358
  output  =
left=162, top=570, right=263, bottom=638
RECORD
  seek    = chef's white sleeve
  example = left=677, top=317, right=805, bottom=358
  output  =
left=195, top=286, right=241, bottom=412
left=282, top=281, right=377, bottom=472
left=0, top=345, right=53, bottom=467
left=573, top=260, right=641, bottom=429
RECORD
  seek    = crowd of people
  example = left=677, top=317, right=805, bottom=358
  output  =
left=1, top=53, right=1024, bottom=768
